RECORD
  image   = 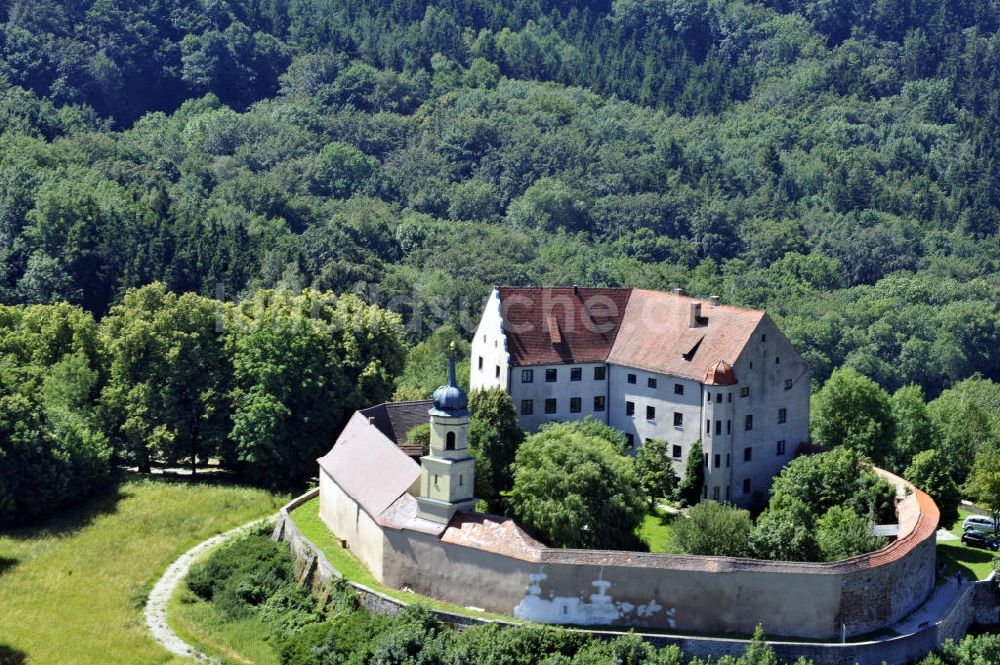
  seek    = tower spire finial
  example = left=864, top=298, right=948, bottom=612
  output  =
left=448, top=341, right=457, bottom=387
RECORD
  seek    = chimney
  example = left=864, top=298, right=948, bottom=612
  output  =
left=674, top=287, right=685, bottom=296
left=573, top=284, right=579, bottom=295
left=709, top=295, right=720, bottom=307
left=689, top=302, right=702, bottom=327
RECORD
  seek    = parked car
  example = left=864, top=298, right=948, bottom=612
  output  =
left=961, top=529, right=1000, bottom=551
left=962, top=515, right=998, bottom=533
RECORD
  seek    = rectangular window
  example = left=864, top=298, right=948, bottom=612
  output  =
left=743, top=478, right=751, bottom=495
left=521, top=399, right=533, bottom=415
left=594, top=395, right=606, bottom=412
left=726, top=486, right=731, bottom=500
left=495, top=365, right=500, bottom=378
left=740, top=387, right=750, bottom=397
left=715, top=420, right=722, bottom=435
left=706, top=419, right=711, bottom=435
left=545, top=368, right=557, bottom=382
left=706, top=392, right=711, bottom=402
left=777, top=440, right=786, bottom=455
left=626, top=401, right=635, bottom=416
left=726, top=453, right=731, bottom=467
left=674, top=383, right=684, bottom=395
left=570, top=367, right=582, bottom=381
left=762, top=334, right=767, bottom=342
left=478, top=356, right=483, bottom=370
left=648, top=377, right=657, bottom=389
left=627, top=373, right=637, bottom=384
left=703, top=485, right=709, bottom=499
left=673, top=412, right=683, bottom=427
left=775, top=356, right=780, bottom=364
left=545, top=398, right=557, bottom=414
left=714, top=454, right=721, bottom=468
left=570, top=397, right=582, bottom=413
left=703, top=453, right=709, bottom=467
left=726, top=420, right=731, bottom=435
left=716, top=393, right=722, bottom=403
left=521, top=369, right=534, bottom=383
left=727, top=392, right=732, bottom=402
left=785, top=378, right=793, bottom=390
left=625, top=433, right=634, bottom=448
left=745, top=414, right=753, bottom=431
left=778, top=408, right=787, bottom=424
left=646, top=405, right=656, bottom=420
left=672, top=445, right=682, bottom=459
left=713, top=486, right=720, bottom=500
left=744, top=446, right=752, bottom=462
left=594, top=366, right=606, bottom=380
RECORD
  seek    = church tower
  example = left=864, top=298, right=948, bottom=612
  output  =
left=416, top=343, right=478, bottom=524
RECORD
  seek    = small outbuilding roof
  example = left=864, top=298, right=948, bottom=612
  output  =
left=359, top=400, right=432, bottom=457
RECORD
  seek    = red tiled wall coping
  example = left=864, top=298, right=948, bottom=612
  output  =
left=442, top=466, right=939, bottom=573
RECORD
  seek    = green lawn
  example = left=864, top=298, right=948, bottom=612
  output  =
left=936, top=508, right=999, bottom=581
left=637, top=507, right=677, bottom=553
left=289, top=497, right=516, bottom=622
left=0, top=475, right=285, bottom=665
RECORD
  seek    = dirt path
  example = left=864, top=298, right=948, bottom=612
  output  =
left=144, top=516, right=275, bottom=663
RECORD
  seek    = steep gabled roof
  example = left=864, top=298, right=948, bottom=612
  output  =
left=497, top=287, right=631, bottom=366
left=317, top=412, right=421, bottom=519
left=495, top=287, right=765, bottom=382
left=607, top=289, right=764, bottom=382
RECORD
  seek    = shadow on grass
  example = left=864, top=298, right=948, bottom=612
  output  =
left=0, top=644, right=26, bottom=665
left=2, top=482, right=129, bottom=542
left=938, top=542, right=997, bottom=579
left=0, top=557, right=17, bottom=577
left=2, top=468, right=286, bottom=542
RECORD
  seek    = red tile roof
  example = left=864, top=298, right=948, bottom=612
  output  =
left=497, top=287, right=765, bottom=381
left=441, top=511, right=547, bottom=561
left=499, top=287, right=631, bottom=366
left=704, top=360, right=737, bottom=385
left=608, top=289, right=764, bottom=382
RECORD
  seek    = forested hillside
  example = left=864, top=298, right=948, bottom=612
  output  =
left=0, top=0, right=998, bottom=399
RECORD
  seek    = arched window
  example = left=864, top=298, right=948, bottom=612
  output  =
left=446, top=431, right=456, bottom=450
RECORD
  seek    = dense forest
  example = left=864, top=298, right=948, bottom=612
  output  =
left=0, top=0, right=998, bottom=398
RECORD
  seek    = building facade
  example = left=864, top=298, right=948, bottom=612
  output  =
left=470, top=287, right=810, bottom=505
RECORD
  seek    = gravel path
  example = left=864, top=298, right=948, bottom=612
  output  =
left=144, top=516, right=276, bottom=663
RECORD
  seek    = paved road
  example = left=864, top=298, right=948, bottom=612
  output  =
left=144, top=516, right=276, bottom=663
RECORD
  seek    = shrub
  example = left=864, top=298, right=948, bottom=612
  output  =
left=187, top=534, right=293, bottom=603
left=673, top=501, right=752, bottom=557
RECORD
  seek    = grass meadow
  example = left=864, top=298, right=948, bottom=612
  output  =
left=0, top=475, right=284, bottom=665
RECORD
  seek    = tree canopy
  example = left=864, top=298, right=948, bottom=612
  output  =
left=508, top=420, right=646, bottom=550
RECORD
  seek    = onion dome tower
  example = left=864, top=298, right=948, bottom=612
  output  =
left=416, top=343, right=478, bottom=523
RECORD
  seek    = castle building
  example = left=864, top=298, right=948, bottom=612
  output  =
left=470, top=286, right=810, bottom=505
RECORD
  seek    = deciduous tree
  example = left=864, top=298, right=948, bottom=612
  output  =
left=508, top=421, right=645, bottom=549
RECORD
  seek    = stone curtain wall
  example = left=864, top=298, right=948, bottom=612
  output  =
left=378, top=470, right=939, bottom=639
left=276, top=489, right=996, bottom=665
